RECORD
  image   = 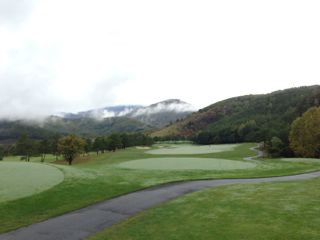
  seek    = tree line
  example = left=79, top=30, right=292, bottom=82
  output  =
left=0, top=132, right=154, bottom=165
left=193, top=106, right=320, bottom=158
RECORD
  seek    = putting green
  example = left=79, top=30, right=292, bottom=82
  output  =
left=118, top=158, right=256, bottom=171
left=146, top=144, right=239, bottom=155
left=0, top=162, right=64, bottom=203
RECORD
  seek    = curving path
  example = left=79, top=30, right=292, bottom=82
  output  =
left=243, top=145, right=264, bottom=161
left=1, top=170, right=320, bottom=240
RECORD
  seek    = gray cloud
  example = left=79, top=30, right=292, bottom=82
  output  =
left=1, top=0, right=320, bottom=121
left=0, top=0, right=34, bottom=25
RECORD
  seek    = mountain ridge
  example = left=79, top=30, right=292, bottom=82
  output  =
left=151, top=85, right=320, bottom=144
left=0, top=99, right=195, bottom=141
left=55, top=99, right=195, bottom=128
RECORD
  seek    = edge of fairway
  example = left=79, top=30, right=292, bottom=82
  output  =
left=2, top=167, right=320, bottom=235
left=2, top=145, right=320, bottom=234
left=0, top=162, right=65, bottom=204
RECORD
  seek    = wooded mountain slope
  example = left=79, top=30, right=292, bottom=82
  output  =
left=152, top=86, right=320, bottom=143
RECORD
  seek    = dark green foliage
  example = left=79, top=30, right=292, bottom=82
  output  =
left=184, top=86, right=320, bottom=146
left=120, top=133, right=129, bottom=149
left=84, top=138, right=93, bottom=154
left=92, top=137, right=105, bottom=154
left=289, top=107, right=320, bottom=158
left=39, top=139, right=50, bottom=162
left=194, top=132, right=213, bottom=145
left=107, top=134, right=123, bottom=152
left=15, top=134, right=36, bottom=161
left=92, top=133, right=154, bottom=154
left=0, top=120, right=56, bottom=143
left=43, top=116, right=150, bottom=137
left=265, top=137, right=286, bottom=157
left=0, top=116, right=151, bottom=143
left=0, top=145, right=4, bottom=160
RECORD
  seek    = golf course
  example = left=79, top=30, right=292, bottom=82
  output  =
left=1, top=143, right=320, bottom=239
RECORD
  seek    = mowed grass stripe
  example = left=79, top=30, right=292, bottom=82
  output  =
left=117, top=158, right=256, bottom=170
left=146, top=144, right=240, bottom=155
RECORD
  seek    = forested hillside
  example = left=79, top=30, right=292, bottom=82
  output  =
left=152, top=86, right=320, bottom=145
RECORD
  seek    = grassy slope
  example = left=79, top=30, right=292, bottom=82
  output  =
left=91, top=178, right=320, bottom=240
left=1, top=143, right=320, bottom=233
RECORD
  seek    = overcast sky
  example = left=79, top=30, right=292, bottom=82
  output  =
left=0, top=0, right=319, bottom=119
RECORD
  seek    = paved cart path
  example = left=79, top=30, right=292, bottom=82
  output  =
left=1, top=170, right=320, bottom=240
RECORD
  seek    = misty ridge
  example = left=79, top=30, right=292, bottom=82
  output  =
left=55, top=99, right=195, bottom=120
left=0, top=99, right=196, bottom=141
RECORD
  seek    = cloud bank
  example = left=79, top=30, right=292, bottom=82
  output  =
left=0, top=0, right=320, bottom=120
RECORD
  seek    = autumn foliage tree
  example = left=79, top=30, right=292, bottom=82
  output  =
left=289, top=107, right=320, bottom=158
left=58, top=135, right=85, bottom=165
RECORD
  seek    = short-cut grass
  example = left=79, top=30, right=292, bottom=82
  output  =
left=2, top=143, right=320, bottom=234
left=0, top=162, right=64, bottom=203
left=90, top=178, right=320, bottom=240
left=118, top=157, right=256, bottom=170
left=281, top=158, right=320, bottom=163
left=146, top=144, right=239, bottom=155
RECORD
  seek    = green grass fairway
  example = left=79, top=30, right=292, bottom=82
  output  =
left=146, top=144, right=239, bottom=155
left=2, top=143, right=320, bottom=234
left=281, top=158, right=320, bottom=163
left=0, top=162, right=64, bottom=203
left=118, top=157, right=256, bottom=170
left=90, top=178, right=320, bottom=240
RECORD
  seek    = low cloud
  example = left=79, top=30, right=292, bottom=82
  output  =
left=132, top=101, right=196, bottom=117
left=0, top=0, right=34, bottom=25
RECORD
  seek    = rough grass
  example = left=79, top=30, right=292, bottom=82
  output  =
left=4, top=154, right=58, bottom=163
left=0, top=162, right=64, bottom=203
left=118, top=157, right=256, bottom=170
left=146, top=144, right=239, bottom=155
left=90, top=178, right=320, bottom=240
left=1, top=143, right=320, bottom=234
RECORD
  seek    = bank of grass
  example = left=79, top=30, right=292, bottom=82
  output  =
left=90, top=178, right=320, bottom=240
left=1, top=143, right=320, bottom=233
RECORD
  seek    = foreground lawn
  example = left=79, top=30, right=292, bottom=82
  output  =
left=91, top=178, right=320, bottom=240
left=1, top=143, right=320, bottom=233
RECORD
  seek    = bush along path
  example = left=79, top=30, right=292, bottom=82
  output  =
left=1, top=169, right=320, bottom=240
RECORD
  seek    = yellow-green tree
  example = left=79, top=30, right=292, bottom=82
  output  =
left=289, top=107, right=320, bottom=158
left=58, top=135, right=85, bottom=165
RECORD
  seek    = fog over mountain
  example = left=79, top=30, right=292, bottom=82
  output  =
left=0, top=99, right=196, bottom=141
left=56, top=99, right=196, bottom=128
left=1, top=0, right=319, bottom=120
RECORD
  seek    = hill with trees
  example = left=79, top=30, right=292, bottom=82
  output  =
left=289, top=106, right=320, bottom=158
left=0, top=99, right=194, bottom=142
left=152, top=86, right=320, bottom=149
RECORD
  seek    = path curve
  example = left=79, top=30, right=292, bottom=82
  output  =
left=1, top=170, right=320, bottom=240
left=244, top=144, right=264, bottom=161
